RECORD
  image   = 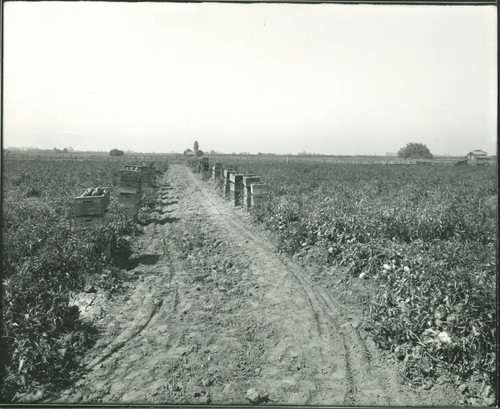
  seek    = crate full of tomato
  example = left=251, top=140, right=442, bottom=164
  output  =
left=120, top=167, right=141, bottom=183
left=74, top=187, right=110, bottom=217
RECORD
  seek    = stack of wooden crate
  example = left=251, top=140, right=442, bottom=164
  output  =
left=212, top=162, right=222, bottom=181
left=229, top=172, right=244, bottom=205
left=74, top=187, right=110, bottom=228
left=201, top=157, right=210, bottom=172
left=250, top=183, right=269, bottom=208
left=242, top=175, right=260, bottom=211
left=223, top=169, right=237, bottom=198
left=221, top=163, right=237, bottom=186
left=210, top=162, right=269, bottom=209
left=119, top=167, right=141, bottom=219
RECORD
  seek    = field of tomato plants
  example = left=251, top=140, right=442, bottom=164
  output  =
left=1, top=159, right=167, bottom=400
left=232, top=161, right=496, bottom=403
left=2, top=157, right=496, bottom=404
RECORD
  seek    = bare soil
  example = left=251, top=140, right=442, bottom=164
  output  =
left=44, top=164, right=460, bottom=405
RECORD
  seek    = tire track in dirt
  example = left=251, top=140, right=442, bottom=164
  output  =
left=184, top=172, right=350, bottom=404
left=282, top=260, right=392, bottom=405
left=86, top=297, right=164, bottom=371
left=185, top=166, right=418, bottom=406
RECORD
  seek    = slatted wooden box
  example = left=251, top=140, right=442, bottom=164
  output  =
left=75, top=211, right=108, bottom=229
left=212, top=163, right=222, bottom=179
left=118, top=185, right=141, bottom=194
left=242, top=176, right=260, bottom=210
left=229, top=172, right=243, bottom=186
left=229, top=173, right=243, bottom=205
left=201, top=157, right=210, bottom=171
left=120, top=169, right=141, bottom=183
left=220, top=164, right=236, bottom=182
left=124, top=204, right=139, bottom=219
left=223, top=169, right=237, bottom=196
left=119, top=180, right=142, bottom=191
left=250, top=183, right=269, bottom=208
left=250, top=183, right=268, bottom=196
left=74, top=188, right=110, bottom=217
left=118, top=189, right=141, bottom=207
left=251, top=194, right=269, bottom=206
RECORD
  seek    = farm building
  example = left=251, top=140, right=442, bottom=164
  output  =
left=466, top=150, right=492, bottom=165
left=467, top=149, right=487, bottom=158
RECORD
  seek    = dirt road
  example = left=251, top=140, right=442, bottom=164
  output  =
left=47, top=164, right=459, bottom=405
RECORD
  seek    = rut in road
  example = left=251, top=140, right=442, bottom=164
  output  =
left=45, top=164, right=457, bottom=405
left=186, top=167, right=409, bottom=406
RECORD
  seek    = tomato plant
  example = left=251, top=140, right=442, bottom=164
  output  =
left=2, top=159, right=163, bottom=400
left=228, top=159, right=496, bottom=401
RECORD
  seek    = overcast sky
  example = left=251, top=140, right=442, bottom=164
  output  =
left=3, top=2, right=497, bottom=155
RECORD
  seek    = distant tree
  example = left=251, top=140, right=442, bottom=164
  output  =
left=398, top=143, right=433, bottom=159
left=194, top=141, right=199, bottom=152
left=195, top=149, right=204, bottom=157
left=62, top=148, right=68, bottom=153
left=110, top=148, right=124, bottom=157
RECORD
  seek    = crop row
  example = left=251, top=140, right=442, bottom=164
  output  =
left=1, top=159, right=167, bottom=400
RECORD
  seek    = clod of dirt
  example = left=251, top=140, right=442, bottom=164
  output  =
left=201, top=378, right=213, bottom=387
left=199, top=395, right=212, bottom=404
left=15, top=388, right=45, bottom=403
left=246, top=388, right=269, bottom=404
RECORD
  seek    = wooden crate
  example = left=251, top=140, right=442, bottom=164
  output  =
left=120, top=169, right=141, bottom=183
left=229, top=189, right=243, bottom=206
left=223, top=170, right=237, bottom=195
left=119, top=180, right=141, bottom=190
left=229, top=174, right=243, bottom=205
left=223, top=169, right=234, bottom=178
left=118, top=186, right=141, bottom=195
left=75, top=212, right=108, bottom=229
left=124, top=204, right=139, bottom=219
left=229, top=173, right=243, bottom=184
left=242, top=176, right=260, bottom=210
left=242, top=175, right=259, bottom=186
left=251, top=193, right=269, bottom=207
left=201, top=158, right=209, bottom=171
left=250, top=183, right=268, bottom=195
left=195, top=158, right=209, bottom=173
left=74, top=189, right=110, bottom=216
left=119, top=191, right=140, bottom=207
left=212, top=164, right=222, bottom=180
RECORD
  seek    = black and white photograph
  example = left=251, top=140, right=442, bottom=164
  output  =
left=2, top=0, right=497, bottom=406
